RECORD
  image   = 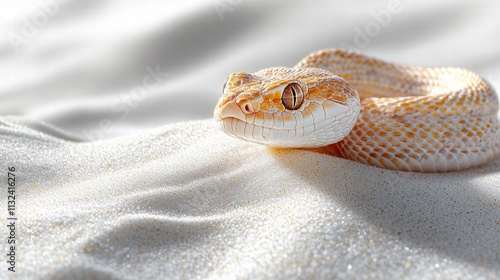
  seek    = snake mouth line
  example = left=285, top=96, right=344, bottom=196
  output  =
left=215, top=99, right=353, bottom=128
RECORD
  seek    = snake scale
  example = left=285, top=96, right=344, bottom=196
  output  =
left=214, top=49, right=499, bottom=172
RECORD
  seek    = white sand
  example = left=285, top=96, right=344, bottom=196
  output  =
left=0, top=117, right=498, bottom=279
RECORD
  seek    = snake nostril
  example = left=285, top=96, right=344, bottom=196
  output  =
left=239, top=100, right=254, bottom=114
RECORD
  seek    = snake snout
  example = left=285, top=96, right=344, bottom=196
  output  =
left=215, top=101, right=246, bottom=122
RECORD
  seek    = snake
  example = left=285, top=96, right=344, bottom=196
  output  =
left=213, top=49, right=499, bottom=172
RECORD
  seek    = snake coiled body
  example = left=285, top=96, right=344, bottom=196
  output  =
left=214, top=49, right=500, bottom=172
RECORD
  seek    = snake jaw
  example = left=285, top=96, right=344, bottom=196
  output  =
left=215, top=97, right=360, bottom=149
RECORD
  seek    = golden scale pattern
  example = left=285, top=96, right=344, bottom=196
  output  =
left=296, top=49, right=499, bottom=172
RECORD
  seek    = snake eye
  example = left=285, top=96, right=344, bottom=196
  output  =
left=282, top=83, right=304, bottom=110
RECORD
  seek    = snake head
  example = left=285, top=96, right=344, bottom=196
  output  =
left=214, top=67, right=360, bottom=148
